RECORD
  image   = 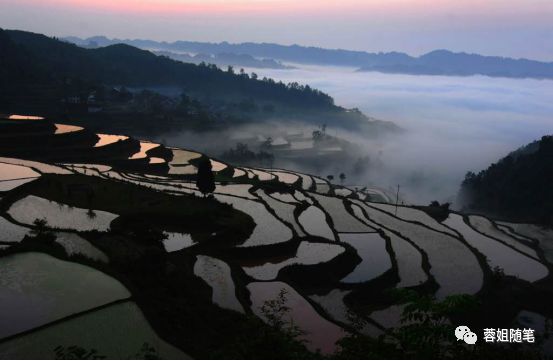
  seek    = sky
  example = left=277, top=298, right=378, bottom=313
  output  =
left=1, top=0, right=552, bottom=60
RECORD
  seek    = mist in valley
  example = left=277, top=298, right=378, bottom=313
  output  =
left=159, top=64, right=553, bottom=206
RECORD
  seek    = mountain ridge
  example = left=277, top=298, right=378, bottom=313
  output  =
left=65, top=36, right=553, bottom=79
left=459, top=135, right=553, bottom=225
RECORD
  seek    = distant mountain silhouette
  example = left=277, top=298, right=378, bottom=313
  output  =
left=65, top=36, right=553, bottom=80
left=358, top=49, right=553, bottom=78
left=459, top=136, right=553, bottom=225
left=152, top=50, right=292, bottom=70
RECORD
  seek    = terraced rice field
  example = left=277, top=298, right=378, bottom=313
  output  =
left=272, top=171, right=299, bottom=184
left=334, top=188, right=352, bottom=197
left=0, top=216, right=29, bottom=244
left=0, top=163, right=40, bottom=180
left=194, top=255, right=244, bottom=313
left=0, top=253, right=130, bottom=339
left=216, top=184, right=256, bottom=199
left=0, top=157, right=73, bottom=175
left=149, top=157, right=166, bottom=164
left=102, top=171, right=202, bottom=197
left=0, top=178, right=37, bottom=191
left=162, top=232, right=195, bottom=252
left=268, top=192, right=298, bottom=204
left=315, top=184, right=331, bottom=194
left=353, top=201, right=483, bottom=298
left=348, top=205, right=427, bottom=287
left=210, top=159, right=227, bottom=172
left=313, top=177, right=328, bottom=185
left=8, top=195, right=118, bottom=232
left=370, top=305, right=408, bottom=330
left=386, top=232, right=428, bottom=288
left=309, top=289, right=383, bottom=337
left=295, top=173, right=313, bottom=190
left=55, top=232, right=109, bottom=262
left=232, top=168, right=246, bottom=178
left=339, top=233, right=392, bottom=283
left=444, top=214, right=548, bottom=282
left=169, top=149, right=202, bottom=165
left=243, top=242, right=345, bottom=280
left=168, top=164, right=197, bottom=175
left=130, top=142, right=159, bottom=160
left=294, top=191, right=313, bottom=204
left=64, top=164, right=112, bottom=173
left=309, top=289, right=351, bottom=325
left=370, top=203, right=457, bottom=236
left=0, top=302, right=188, bottom=359
left=468, top=215, right=539, bottom=259
left=498, top=222, right=553, bottom=264
left=247, top=281, right=347, bottom=354
left=498, top=222, right=553, bottom=244
left=214, top=194, right=293, bottom=247
left=311, top=194, right=375, bottom=233
left=255, top=189, right=305, bottom=236
left=7, top=115, right=44, bottom=120
left=497, top=224, right=535, bottom=243
left=247, top=169, right=275, bottom=181
left=54, top=124, right=84, bottom=134
left=2, top=120, right=553, bottom=357
left=298, top=205, right=336, bottom=241
left=93, top=134, right=129, bottom=147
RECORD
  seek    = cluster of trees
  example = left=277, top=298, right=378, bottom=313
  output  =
left=220, top=143, right=275, bottom=167
left=326, top=173, right=347, bottom=184
left=459, top=136, right=553, bottom=225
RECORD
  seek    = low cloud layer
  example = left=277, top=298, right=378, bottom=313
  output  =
left=242, top=65, right=553, bottom=205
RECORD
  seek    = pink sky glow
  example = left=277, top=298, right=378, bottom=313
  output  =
left=2, top=0, right=552, bottom=59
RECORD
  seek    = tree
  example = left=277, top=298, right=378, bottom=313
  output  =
left=261, top=137, right=273, bottom=149
left=312, top=130, right=323, bottom=142
left=327, top=175, right=334, bottom=182
left=31, top=218, right=51, bottom=237
left=339, top=172, right=346, bottom=184
left=196, top=158, right=216, bottom=197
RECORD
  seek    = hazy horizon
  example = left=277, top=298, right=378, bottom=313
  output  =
left=1, top=0, right=553, bottom=61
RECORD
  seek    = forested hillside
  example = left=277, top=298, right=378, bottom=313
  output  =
left=1, top=29, right=333, bottom=110
left=459, top=136, right=553, bottom=225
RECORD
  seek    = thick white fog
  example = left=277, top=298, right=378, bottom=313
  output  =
left=243, top=64, right=553, bottom=205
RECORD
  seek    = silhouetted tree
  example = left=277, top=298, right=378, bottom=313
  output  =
left=312, top=130, right=323, bottom=142
left=261, top=137, right=273, bottom=149
left=339, top=173, right=346, bottom=184
left=196, top=158, right=216, bottom=197
left=31, top=218, right=50, bottom=237
left=327, top=175, right=334, bottom=182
